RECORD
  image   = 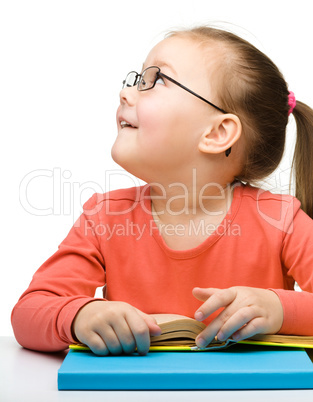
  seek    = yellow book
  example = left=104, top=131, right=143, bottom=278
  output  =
left=70, top=313, right=313, bottom=352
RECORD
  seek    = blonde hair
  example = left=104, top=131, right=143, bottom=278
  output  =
left=168, top=26, right=313, bottom=219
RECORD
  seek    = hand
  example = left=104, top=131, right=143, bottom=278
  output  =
left=73, top=301, right=161, bottom=356
left=192, top=286, right=284, bottom=348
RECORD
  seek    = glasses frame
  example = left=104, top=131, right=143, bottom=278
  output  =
left=123, top=66, right=228, bottom=114
left=122, top=66, right=231, bottom=156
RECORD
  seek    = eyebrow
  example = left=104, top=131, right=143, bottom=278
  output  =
left=142, top=61, right=177, bottom=75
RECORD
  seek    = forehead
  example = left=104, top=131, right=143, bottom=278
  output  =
left=144, top=37, right=201, bottom=69
left=143, top=36, right=220, bottom=85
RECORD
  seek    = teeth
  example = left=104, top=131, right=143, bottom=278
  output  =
left=120, top=120, right=134, bottom=128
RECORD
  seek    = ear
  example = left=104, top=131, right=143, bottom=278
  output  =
left=198, top=114, right=242, bottom=155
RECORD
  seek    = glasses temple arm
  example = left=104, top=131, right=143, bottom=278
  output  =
left=158, top=73, right=227, bottom=114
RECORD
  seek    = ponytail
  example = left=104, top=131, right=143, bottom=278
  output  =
left=169, top=26, right=313, bottom=219
left=292, top=101, right=313, bottom=219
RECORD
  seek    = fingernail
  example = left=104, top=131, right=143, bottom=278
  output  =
left=195, top=311, right=204, bottom=321
left=196, top=337, right=207, bottom=349
left=217, top=331, right=225, bottom=341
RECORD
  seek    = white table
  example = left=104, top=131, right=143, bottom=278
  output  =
left=2, top=336, right=313, bottom=402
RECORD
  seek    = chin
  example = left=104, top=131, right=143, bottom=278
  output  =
left=111, top=146, right=138, bottom=177
left=111, top=141, right=153, bottom=184
left=111, top=148, right=128, bottom=170
left=111, top=142, right=120, bottom=164
left=111, top=139, right=128, bottom=164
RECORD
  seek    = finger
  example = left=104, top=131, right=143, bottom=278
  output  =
left=216, top=305, right=259, bottom=341
left=232, top=317, right=266, bottom=342
left=195, top=305, right=234, bottom=348
left=111, top=318, right=136, bottom=354
left=136, top=310, right=162, bottom=336
left=99, top=325, right=123, bottom=355
left=195, top=302, right=255, bottom=348
left=83, top=332, right=110, bottom=356
left=126, top=313, right=151, bottom=355
left=192, top=287, right=219, bottom=302
left=195, top=288, right=237, bottom=321
left=195, top=314, right=226, bottom=347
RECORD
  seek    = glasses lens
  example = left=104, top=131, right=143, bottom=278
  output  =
left=123, top=72, right=138, bottom=88
left=138, top=67, right=159, bottom=91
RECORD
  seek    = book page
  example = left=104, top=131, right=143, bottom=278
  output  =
left=151, top=314, right=193, bottom=325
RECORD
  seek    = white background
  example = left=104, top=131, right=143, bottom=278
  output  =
left=1, top=0, right=312, bottom=336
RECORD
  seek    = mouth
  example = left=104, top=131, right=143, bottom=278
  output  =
left=120, top=120, right=137, bottom=129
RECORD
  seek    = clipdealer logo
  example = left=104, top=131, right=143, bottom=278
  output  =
left=83, top=218, right=241, bottom=240
left=19, top=167, right=295, bottom=234
left=18, top=168, right=142, bottom=221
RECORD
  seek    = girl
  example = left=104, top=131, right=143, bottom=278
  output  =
left=12, top=26, right=313, bottom=356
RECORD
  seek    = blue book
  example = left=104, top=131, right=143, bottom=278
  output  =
left=58, top=345, right=313, bottom=390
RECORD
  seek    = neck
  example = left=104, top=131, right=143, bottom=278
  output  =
left=149, top=169, right=235, bottom=222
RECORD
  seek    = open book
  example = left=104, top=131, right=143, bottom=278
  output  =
left=149, top=314, right=313, bottom=350
left=69, top=313, right=313, bottom=352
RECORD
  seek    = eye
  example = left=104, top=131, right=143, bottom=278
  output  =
left=155, top=76, right=165, bottom=85
left=141, top=78, right=148, bottom=89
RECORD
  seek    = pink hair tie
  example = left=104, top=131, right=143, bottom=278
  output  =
left=288, top=91, right=296, bottom=115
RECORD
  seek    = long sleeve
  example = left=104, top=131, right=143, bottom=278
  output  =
left=272, top=201, right=313, bottom=335
left=11, top=183, right=313, bottom=351
left=11, top=194, right=106, bottom=352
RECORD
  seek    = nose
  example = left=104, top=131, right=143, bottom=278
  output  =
left=119, top=85, right=138, bottom=106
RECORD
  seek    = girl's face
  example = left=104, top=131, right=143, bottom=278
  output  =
left=112, top=36, right=220, bottom=183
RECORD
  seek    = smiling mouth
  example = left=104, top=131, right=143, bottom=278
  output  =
left=120, top=120, right=136, bottom=129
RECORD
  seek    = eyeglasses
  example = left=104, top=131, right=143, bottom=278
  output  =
left=122, top=66, right=227, bottom=114
left=122, top=66, right=231, bottom=156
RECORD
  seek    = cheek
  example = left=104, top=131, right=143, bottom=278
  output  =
left=136, top=101, right=165, bottom=137
left=137, top=98, right=204, bottom=153
left=136, top=99, right=188, bottom=145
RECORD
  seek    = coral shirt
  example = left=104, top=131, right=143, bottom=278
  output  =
left=11, top=183, right=313, bottom=351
